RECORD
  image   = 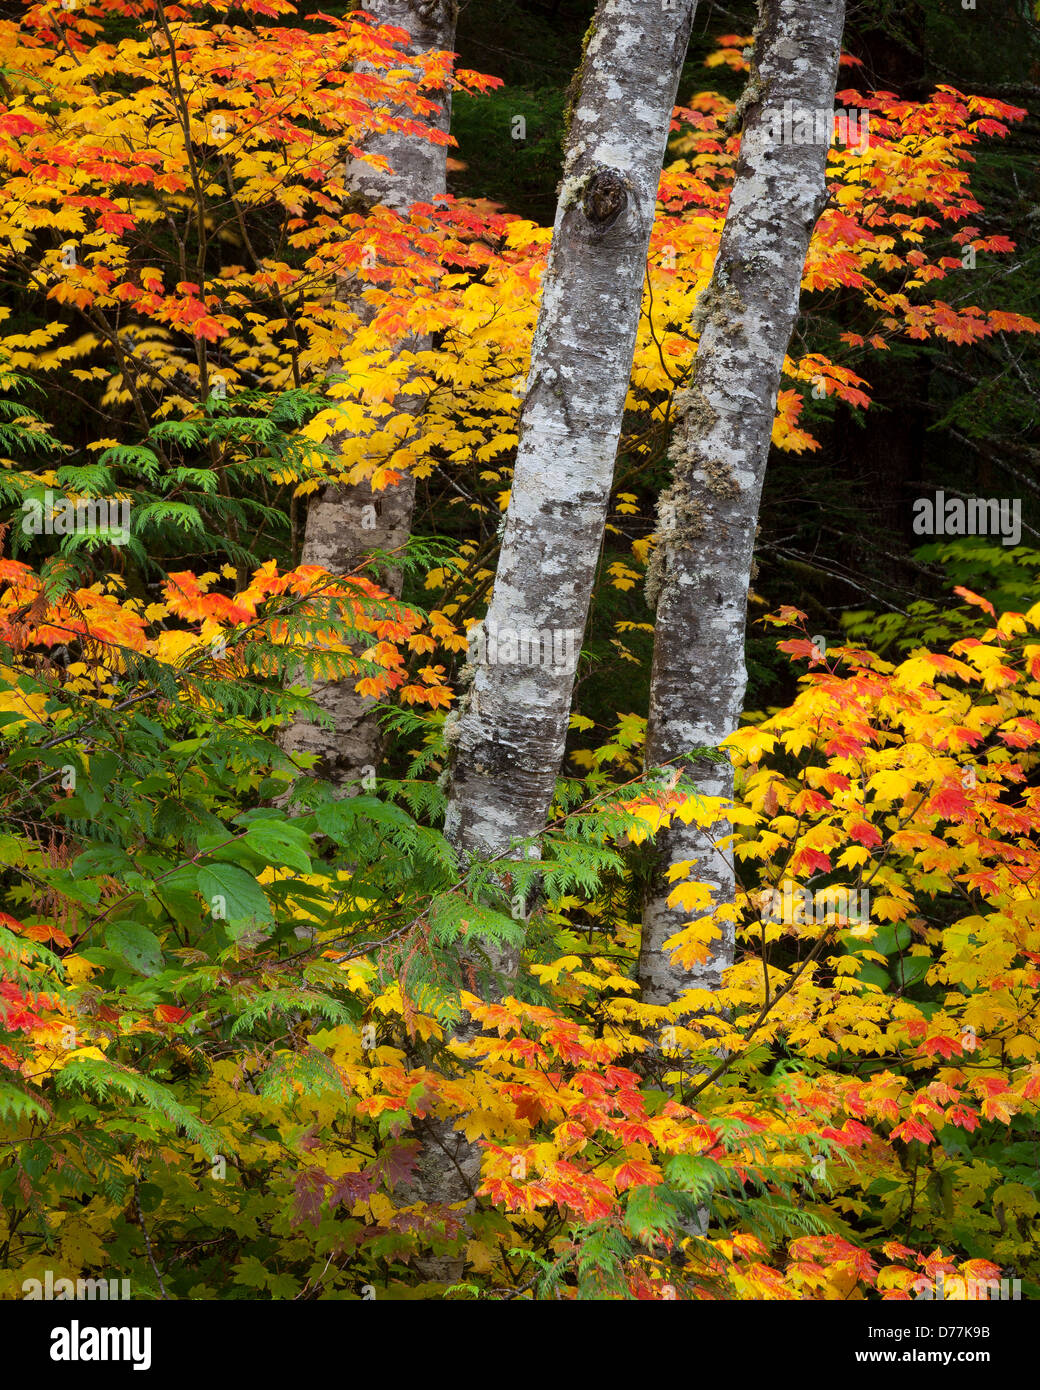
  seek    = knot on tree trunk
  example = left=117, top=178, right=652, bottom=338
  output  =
left=409, top=0, right=458, bottom=23
left=582, top=168, right=628, bottom=227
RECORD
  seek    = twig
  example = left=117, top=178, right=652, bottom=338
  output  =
left=134, top=1177, right=170, bottom=1300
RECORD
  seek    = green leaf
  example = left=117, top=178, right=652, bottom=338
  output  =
left=892, top=954, right=931, bottom=988
left=316, top=795, right=413, bottom=842
left=104, top=921, right=164, bottom=977
left=872, top=923, right=912, bottom=956
left=73, top=843, right=134, bottom=879
left=838, top=922, right=911, bottom=956
left=855, top=961, right=891, bottom=990
left=196, top=862, right=273, bottom=936
left=79, top=946, right=137, bottom=974
left=241, top=819, right=313, bottom=875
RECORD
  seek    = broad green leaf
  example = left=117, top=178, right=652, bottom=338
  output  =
left=104, top=921, right=164, bottom=977
left=241, top=819, right=313, bottom=874
left=196, top=862, right=273, bottom=936
left=892, top=954, right=931, bottom=988
left=855, top=961, right=891, bottom=990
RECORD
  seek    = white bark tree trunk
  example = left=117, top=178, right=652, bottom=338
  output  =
left=445, top=0, right=700, bottom=862
left=638, top=0, right=847, bottom=1004
left=280, top=0, right=457, bottom=786
left=411, top=1, right=700, bottom=1283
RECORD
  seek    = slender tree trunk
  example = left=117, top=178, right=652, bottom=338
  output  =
left=280, top=0, right=457, bottom=786
left=445, top=0, right=699, bottom=861
left=411, top=1, right=699, bottom=1284
left=638, top=0, right=847, bottom=1004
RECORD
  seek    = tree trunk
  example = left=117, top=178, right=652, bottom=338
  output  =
left=280, top=0, right=458, bottom=787
left=411, top=0, right=699, bottom=1284
left=445, top=0, right=700, bottom=862
left=638, top=0, right=847, bottom=1005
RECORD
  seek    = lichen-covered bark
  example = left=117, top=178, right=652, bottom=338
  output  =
left=407, top=1, right=699, bottom=1282
left=639, top=0, right=847, bottom=1004
left=280, top=475, right=418, bottom=783
left=344, top=0, right=458, bottom=213
left=445, top=0, right=699, bottom=858
left=280, top=0, right=456, bottom=785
